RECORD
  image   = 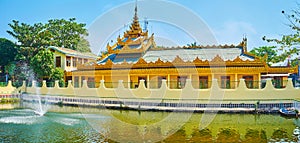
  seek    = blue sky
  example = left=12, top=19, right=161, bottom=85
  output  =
left=0, top=0, right=298, bottom=54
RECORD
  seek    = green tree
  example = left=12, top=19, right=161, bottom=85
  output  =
left=30, top=49, right=54, bottom=79
left=77, top=38, right=91, bottom=52
left=263, top=8, right=300, bottom=67
left=50, top=68, right=65, bottom=87
left=0, top=38, right=18, bottom=73
left=7, top=18, right=89, bottom=51
left=249, top=46, right=279, bottom=65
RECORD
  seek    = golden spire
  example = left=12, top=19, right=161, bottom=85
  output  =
left=124, top=0, right=143, bottom=38
left=134, top=0, right=138, bottom=21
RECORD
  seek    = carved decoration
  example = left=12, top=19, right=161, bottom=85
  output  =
left=211, top=55, right=224, bottom=63
left=135, top=58, right=147, bottom=64
left=172, top=56, right=185, bottom=63
left=232, top=56, right=243, bottom=62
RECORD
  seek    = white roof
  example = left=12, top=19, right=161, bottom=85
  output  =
left=271, top=58, right=289, bottom=67
left=142, top=48, right=253, bottom=62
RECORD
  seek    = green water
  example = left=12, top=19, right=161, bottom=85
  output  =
left=0, top=103, right=299, bottom=142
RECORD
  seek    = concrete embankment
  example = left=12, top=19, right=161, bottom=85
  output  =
left=21, top=94, right=297, bottom=113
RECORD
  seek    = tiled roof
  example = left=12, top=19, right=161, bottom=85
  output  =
left=97, top=47, right=254, bottom=65
left=142, top=48, right=254, bottom=63
left=48, top=46, right=98, bottom=59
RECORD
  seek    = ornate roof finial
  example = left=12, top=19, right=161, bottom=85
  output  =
left=134, top=0, right=138, bottom=22
left=135, top=0, right=137, bottom=13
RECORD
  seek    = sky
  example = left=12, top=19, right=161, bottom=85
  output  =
left=0, top=0, right=298, bottom=54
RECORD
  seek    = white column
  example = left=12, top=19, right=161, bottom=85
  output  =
left=70, top=57, right=73, bottom=68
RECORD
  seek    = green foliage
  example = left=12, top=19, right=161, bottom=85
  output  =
left=7, top=18, right=89, bottom=51
left=77, top=38, right=91, bottom=52
left=50, top=67, right=65, bottom=87
left=0, top=38, right=18, bottom=68
left=262, top=8, right=300, bottom=66
left=4, top=62, right=16, bottom=76
left=30, top=49, right=54, bottom=79
left=187, top=42, right=198, bottom=48
left=15, top=47, right=40, bottom=64
left=249, top=46, right=279, bottom=65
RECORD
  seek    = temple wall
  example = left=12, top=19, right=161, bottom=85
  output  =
left=19, top=78, right=300, bottom=102
left=0, top=81, right=18, bottom=94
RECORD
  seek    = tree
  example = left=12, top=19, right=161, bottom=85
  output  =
left=50, top=68, right=65, bottom=87
left=0, top=38, right=18, bottom=73
left=263, top=7, right=300, bottom=67
left=30, top=49, right=54, bottom=79
left=249, top=46, right=279, bottom=65
left=77, top=38, right=91, bottom=52
left=7, top=18, right=89, bottom=51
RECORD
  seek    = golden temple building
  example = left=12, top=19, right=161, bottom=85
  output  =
left=70, top=4, right=298, bottom=90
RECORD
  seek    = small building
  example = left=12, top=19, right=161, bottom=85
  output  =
left=48, top=46, right=98, bottom=81
left=72, top=4, right=298, bottom=89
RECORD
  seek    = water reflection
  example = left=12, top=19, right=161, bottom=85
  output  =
left=0, top=103, right=299, bottom=142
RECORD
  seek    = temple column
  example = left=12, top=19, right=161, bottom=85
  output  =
left=235, top=73, right=238, bottom=88
left=147, top=74, right=150, bottom=89
left=72, top=75, right=75, bottom=87
left=128, top=74, right=131, bottom=89
left=78, top=76, right=82, bottom=88
left=167, top=74, right=170, bottom=88
left=102, top=75, right=104, bottom=80
left=70, top=57, right=73, bottom=68
left=258, top=73, right=261, bottom=89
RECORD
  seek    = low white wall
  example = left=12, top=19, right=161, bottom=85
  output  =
left=19, top=78, right=300, bottom=101
left=0, top=81, right=18, bottom=94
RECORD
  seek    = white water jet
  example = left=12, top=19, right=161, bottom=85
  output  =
left=33, top=95, right=46, bottom=116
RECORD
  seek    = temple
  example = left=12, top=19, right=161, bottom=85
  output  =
left=71, top=3, right=298, bottom=89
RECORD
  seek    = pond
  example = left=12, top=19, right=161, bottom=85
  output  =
left=0, top=102, right=299, bottom=142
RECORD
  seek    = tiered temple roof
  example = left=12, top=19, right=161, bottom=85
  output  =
left=83, top=2, right=297, bottom=75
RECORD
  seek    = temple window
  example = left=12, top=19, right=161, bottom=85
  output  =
left=221, top=76, right=230, bottom=89
left=138, top=76, right=147, bottom=88
left=199, top=76, right=208, bottom=89
left=74, top=76, right=79, bottom=88
left=78, top=58, right=82, bottom=64
left=66, top=56, right=71, bottom=67
left=177, top=76, right=187, bottom=89
left=273, top=77, right=283, bottom=88
left=158, top=76, right=166, bottom=88
left=243, top=75, right=254, bottom=89
left=55, top=56, right=61, bottom=67
left=84, top=59, right=88, bottom=63
left=87, top=77, right=95, bottom=88
left=72, top=58, right=77, bottom=67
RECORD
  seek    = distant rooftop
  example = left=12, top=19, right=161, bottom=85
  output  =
left=48, top=46, right=98, bottom=59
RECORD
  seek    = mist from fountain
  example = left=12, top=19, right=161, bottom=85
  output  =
left=18, top=62, right=50, bottom=116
